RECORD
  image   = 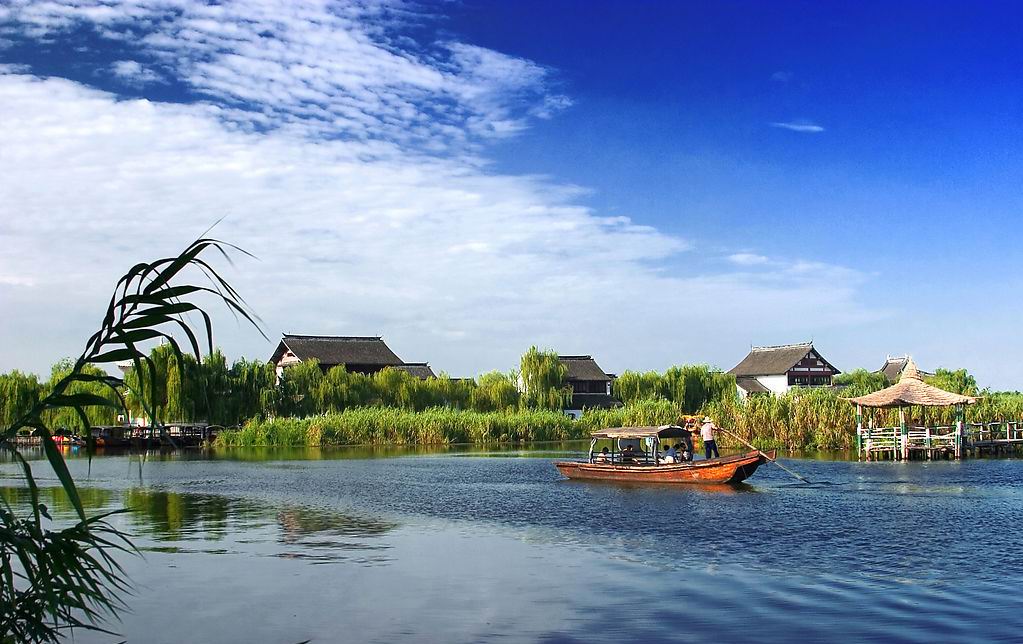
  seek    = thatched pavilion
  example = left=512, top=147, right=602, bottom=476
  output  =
left=845, top=359, right=977, bottom=460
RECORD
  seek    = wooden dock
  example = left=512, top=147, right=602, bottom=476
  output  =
left=858, top=421, right=1023, bottom=460
left=10, top=423, right=222, bottom=450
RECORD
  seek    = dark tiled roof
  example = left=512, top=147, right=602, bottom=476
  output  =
left=271, top=334, right=403, bottom=367
left=566, top=393, right=622, bottom=410
left=392, top=363, right=436, bottom=379
left=559, top=355, right=612, bottom=382
left=877, top=356, right=934, bottom=383
left=729, top=342, right=830, bottom=377
left=736, top=377, right=771, bottom=394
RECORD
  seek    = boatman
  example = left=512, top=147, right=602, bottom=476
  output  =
left=700, top=416, right=720, bottom=460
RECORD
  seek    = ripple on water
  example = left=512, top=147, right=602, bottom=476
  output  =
left=2, top=449, right=1023, bottom=642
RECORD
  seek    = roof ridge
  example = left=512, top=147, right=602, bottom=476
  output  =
left=750, top=342, right=812, bottom=351
left=284, top=334, right=383, bottom=340
left=558, top=355, right=594, bottom=360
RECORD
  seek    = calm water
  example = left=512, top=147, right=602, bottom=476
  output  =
left=3, top=445, right=1022, bottom=643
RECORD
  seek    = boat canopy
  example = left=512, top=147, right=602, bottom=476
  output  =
left=590, top=425, right=692, bottom=440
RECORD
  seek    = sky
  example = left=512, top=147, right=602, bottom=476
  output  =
left=0, top=0, right=1021, bottom=387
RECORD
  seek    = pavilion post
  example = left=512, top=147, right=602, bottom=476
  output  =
left=955, top=404, right=964, bottom=459
left=899, top=406, right=908, bottom=460
left=855, top=404, right=863, bottom=459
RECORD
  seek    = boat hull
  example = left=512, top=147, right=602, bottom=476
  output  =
left=554, top=449, right=773, bottom=485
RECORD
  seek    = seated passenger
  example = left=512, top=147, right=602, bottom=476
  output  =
left=595, top=446, right=611, bottom=462
left=670, top=443, right=687, bottom=462
left=660, top=444, right=678, bottom=464
left=621, top=445, right=637, bottom=463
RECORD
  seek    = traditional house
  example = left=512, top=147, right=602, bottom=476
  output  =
left=559, top=355, right=620, bottom=418
left=270, top=334, right=405, bottom=377
left=876, top=355, right=933, bottom=384
left=728, top=342, right=840, bottom=397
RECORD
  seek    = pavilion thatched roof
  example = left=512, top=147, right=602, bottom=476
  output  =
left=845, top=359, right=977, bottom=408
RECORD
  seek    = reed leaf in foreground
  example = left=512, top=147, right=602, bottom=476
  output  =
left=1, top=237, right=260, bottom=643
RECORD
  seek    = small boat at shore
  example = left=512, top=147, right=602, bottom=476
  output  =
left=554, top=425, right=774, bottom=485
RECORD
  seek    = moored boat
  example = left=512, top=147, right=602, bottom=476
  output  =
left=554, top=425, right=773, bottom=485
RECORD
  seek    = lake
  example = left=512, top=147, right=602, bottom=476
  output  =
left=3, top=445, right=1022, bottom=643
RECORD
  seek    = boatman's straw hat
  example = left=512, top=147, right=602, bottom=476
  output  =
left=702, top=416, right=712, bottom=423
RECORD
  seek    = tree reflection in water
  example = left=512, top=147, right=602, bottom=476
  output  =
left=123, top=488, right=397, bottom=564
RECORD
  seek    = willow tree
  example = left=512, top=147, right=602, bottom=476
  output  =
left=613, top=370, right=665, bottom=405
left=279, top=359, right=323, bottom=417
left=926, top=368, right=978, bottom=396
left=0, top=370, right=43, bottom=428
left=470, top=371, right=519, bottom=412
left=0, top=237, right=261, bottom=643
left=519, top=346, right=569, bottom=410
left=164, top=351, right=190, bottom=422
left=43, top=360, right=121, bottom=431
left=833, top=369, right=888, bottom=397
left=318, top=365, right=375, bottom=412
left=194, top=350, right=231, bottom=424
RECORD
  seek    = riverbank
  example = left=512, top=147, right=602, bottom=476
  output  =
left=212, top=400, right=792, bottom=449
left=212, top=388, right=1023, bottom=451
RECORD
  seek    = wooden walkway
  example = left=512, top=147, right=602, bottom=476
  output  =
left=858, top=421, right=1023, bottom=460
left=10, top=423, right=221, bottom=449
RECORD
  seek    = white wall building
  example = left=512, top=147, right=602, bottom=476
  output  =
left=728, top=342, right=840, bottom=398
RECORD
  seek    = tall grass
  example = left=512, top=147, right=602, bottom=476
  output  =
left=215, top=407, right=582, bottom=447
left=212, top=387, right=1023, bottom=451
left=707, top=388, right=857, bottom=450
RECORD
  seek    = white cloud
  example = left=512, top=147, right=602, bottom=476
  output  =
left=0, top=2, right=875, bottom=377
left=2, top=0, right=569, bottom=152
left=0, top=274, right=35, bottom=287
left=727, top=253, right=769, bottom=266
left=109, top=60, right=162, bottom=85
left=0, top=74, right=876, bottom=375
left=770, top=71, right=793, bottom=82
left=770, top=121, right=825, bottom=133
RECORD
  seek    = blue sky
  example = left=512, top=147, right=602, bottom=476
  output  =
left=0, top=1, right=1020, bottom=387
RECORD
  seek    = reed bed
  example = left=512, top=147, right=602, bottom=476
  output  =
left=215, top=390, right=1023, bottom=451
left=215, top=407, right=582, bottom=447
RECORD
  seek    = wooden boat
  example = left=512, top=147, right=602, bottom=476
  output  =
left=554, top=425, right=774, bottom=485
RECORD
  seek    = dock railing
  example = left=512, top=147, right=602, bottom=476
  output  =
left=861, top=421, right=1023, bottom=460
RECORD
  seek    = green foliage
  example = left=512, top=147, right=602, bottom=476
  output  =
left=1, top=237, right=259, bottom=643
left=926, top=368, right=979, bottom=396
left=613, top=370, right=664, bottom=404
left=319, top=365, right=374, bottom=412
left=0, top=371, right=43, bottom=429
left=518, top=346, right=569, bottom=410
left=613, top=364, right=734, bottom=413
left=470, top=371, right=520, bottom=412
left=706, top=387, right=856, bottom=450
left=833, top=369, right=888, bottom=397
left=279, top=359, right=323, bottom=417
left=579, top=398, right=686, bottom=432
left=42, top=361, right=121, bottom=431
left=216, top=406, right=581, bottom=447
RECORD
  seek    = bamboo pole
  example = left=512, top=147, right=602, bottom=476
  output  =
left=718, top=428, right=811, bottom=484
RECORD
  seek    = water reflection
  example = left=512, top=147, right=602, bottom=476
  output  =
left=4, top=450, right=1023, bottom=643
left=0, top=482, right=399, bottom=566
left=122, top=488, right=397, bottom=564
left=0, top=484, right=115, bottom=514
left=125, top=489, right=242, bottom=541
